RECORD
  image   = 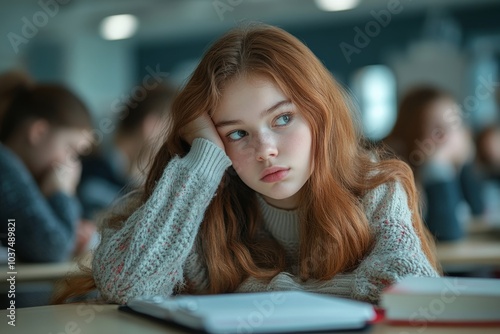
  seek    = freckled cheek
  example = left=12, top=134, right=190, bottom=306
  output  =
left=228, top=148, right=254, bottom=174
left=281, top=128, right=311, bottom=154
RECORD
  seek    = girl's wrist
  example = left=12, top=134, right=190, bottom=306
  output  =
left=195, top=131, right=225, bottom=151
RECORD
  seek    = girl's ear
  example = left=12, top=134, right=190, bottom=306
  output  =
left=27, top=119, right=50, bottom=147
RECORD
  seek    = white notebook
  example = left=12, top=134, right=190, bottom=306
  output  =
left=124, top=291, right=375, bottom=333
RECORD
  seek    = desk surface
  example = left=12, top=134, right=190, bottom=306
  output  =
left=436, top=224, right=500, bottom=267
left=0, top=253, right=91, bottom=283
left=436, top=238, right=500, bottom=266
left=0, top=261, right=82, bottom=283
left=0, top=304, right=499, bottom=334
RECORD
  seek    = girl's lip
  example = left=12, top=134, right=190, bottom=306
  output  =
left=260, top=167, right=290, bottom=182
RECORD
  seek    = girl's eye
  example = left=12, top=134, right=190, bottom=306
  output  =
left=227, top=130, right=247, bottom=141
left=275, top=113, right=293, bottom=126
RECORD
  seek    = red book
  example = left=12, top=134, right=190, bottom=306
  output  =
left=381, top=276, right=500, bottom=325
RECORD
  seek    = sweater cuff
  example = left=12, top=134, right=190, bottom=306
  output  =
left=303, top=273, right=354, bottom=299
left=183, top=138, right=232, bottom=182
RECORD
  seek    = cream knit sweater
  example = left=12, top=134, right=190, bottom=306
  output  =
left=93, top=138, right=439, bottom=305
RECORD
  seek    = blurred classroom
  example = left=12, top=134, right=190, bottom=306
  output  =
left=0, top=0, right=498, bottom=135
left=1, top=0, right=499, bottom=134
left=1, top=0, right=500, bottom=307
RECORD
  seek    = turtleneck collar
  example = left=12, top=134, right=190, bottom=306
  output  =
left=256, top=194, right=300, bottom=246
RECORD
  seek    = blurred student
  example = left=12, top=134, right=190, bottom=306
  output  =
left=385, top=86, right=485, bottom=241
left=475, top=125, right=500, bottom=223
left=77, top=84, right=175, bottom=219
left=0, top=71, right=94, bottom=262
left=476, top=125, right=500, bottom=181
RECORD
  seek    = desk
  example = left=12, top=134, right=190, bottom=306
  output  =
left=436, top=229, right=500, bottom=267
left=0, top=261, right=82, bottom=283
left=0, top=256, right=90, bottom=308
left=0, top=304, right=499, bottom=334
left=0, top=252, right=91, bottom=283
left=0, top=262, right=85, bottom=309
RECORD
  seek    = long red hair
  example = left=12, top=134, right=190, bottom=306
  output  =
left=53, top=24, right=439, bottom=303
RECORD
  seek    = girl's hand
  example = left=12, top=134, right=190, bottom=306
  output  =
left=73, top=219, right=97, bottom=256
left=40, top=159, right=82, bottom=197
left=181, top=113, right=225, bottom=151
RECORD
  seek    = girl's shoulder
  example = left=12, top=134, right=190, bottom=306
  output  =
left=0, top=144, right=20, bottom=168
left=0, top=144, right=32, bottom=184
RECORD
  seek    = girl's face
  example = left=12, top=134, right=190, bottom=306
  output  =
left=30, top=126, right=89, bottom=179
left=422, top=97, right=461, bottom=140
left=212, top=75, right=313, bottom=210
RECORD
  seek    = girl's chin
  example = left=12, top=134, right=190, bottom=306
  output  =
left=259, top=193, right=300, bottom=210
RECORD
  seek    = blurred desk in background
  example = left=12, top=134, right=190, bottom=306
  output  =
left=0, top=261, right=82, bottom=283
left=0, top=254, right=89, bottom=308
left=437, top=222, right=500, bottom=272
left=437, top=237, right=500, bottom=267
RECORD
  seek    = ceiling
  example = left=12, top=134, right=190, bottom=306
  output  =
left=1, top=0, right=499, bottom=44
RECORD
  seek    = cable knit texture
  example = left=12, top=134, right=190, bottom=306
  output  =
left=93, top=138, right=439, bottom=305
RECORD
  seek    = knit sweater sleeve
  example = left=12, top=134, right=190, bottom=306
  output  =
left=92, top=139, right=231, bottom=304
left=301, top=181, right=439, bottom=304
left=0, top=145, right=81, bottom=262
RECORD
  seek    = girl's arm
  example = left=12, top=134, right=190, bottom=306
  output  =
left=352, top=181, right=440, bottom=303
left=92, top=138, right=231, bottom=304
left=302, top=181, right=440, bottom=304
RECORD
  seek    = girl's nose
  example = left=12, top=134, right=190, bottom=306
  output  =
left=254, top=134, right=278, bottom=161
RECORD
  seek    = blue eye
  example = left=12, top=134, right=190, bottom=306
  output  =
left=275, top=113, right=292, bottom=126
left=227, top=130, right=247, bottom=141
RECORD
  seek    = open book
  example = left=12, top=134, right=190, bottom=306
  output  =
left=122, top=291, right=375, bottom=333
left=381, top=276, right=500, bottom=325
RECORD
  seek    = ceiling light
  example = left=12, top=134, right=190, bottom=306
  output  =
left=100, top=14, right=138, bottom=40
left=315, top=0, right=360, bottom=12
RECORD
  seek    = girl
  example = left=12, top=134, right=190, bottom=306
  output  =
left=384, top=86, right=485, bottom=240
left=0, top=71, right=93, bottom=262
left=57, top=24, right=440, bottom=305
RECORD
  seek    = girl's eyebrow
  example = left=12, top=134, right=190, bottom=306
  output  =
left=215, top=100, right=292, bottom=128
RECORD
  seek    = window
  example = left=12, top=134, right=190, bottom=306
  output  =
left=351, top=65, right=397, bottom=141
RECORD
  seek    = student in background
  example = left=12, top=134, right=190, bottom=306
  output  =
left=476, top=125, right=500, bottom=181
left=384, top=86, right=485, bottom=241
left=0, top=71, right=94, bottom=262
left=55, top=24, right=440, bottom=306
left=475, top=124, right=500, bottom=224
left=77, top=84, right=175, bottom=220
